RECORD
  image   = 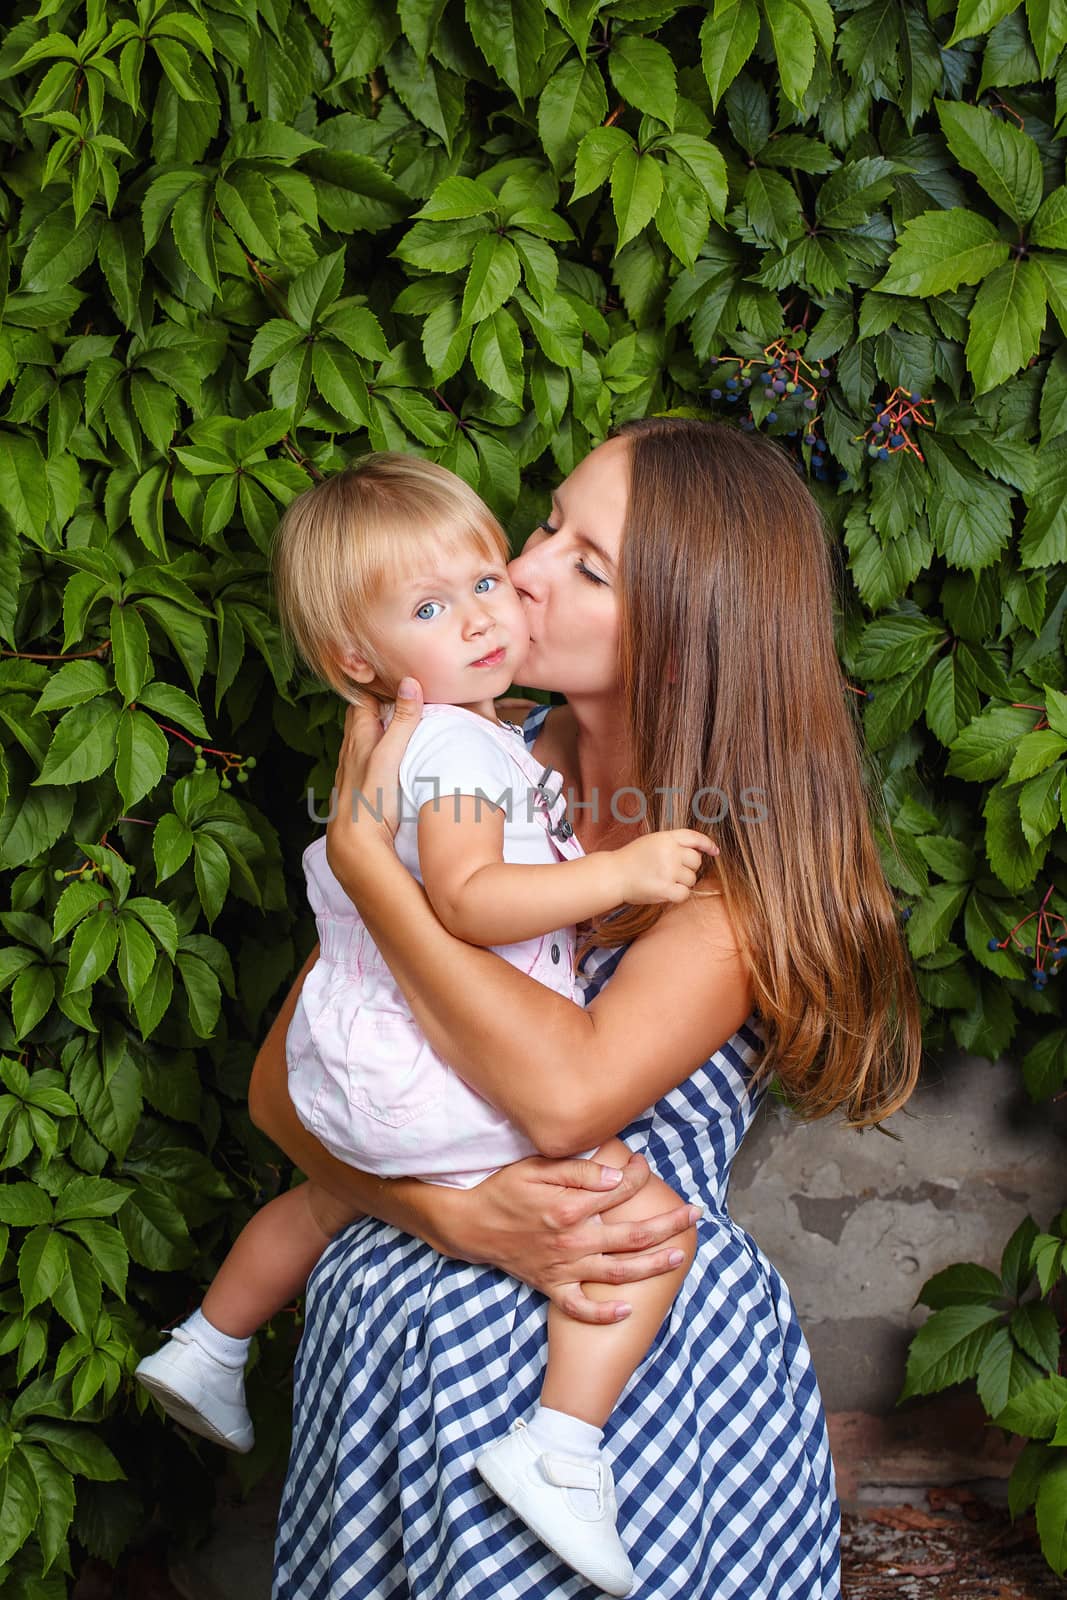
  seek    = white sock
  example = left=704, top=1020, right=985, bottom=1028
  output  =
left=525, top=1405, right=605, bottom=1516
left=181, top=1308, right=251, bottom=1370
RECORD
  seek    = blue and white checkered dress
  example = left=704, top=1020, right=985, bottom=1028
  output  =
left=272, top=706, right=841, bottom=1599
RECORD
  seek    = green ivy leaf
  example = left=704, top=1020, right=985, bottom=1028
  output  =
left=948, top=705, right=1036, bottom=780
left=609, top=147, right=664, bottom=252
left=997, top=1375, right=1067, bottom=1436
left=1006, top=729, right=1067, bottom=783
left=176, top=950, right=221, bottom=1036
left=1031, top=188, right=1067, bottom=250
left=110, top=604, right=151, bottom=707
left=1023, top=1029, right=1067, bottom=1099
left=977, top=1324, right=1042, bottom=1415
left=470, top=308, right=525, bottom=405
left=0, top=1447, right=40, bottom=1565
left=918, top=1261, right=1002, bottom=1306
left=899, top=1303, right=1003, bottom=1400
left=763, top=0, right=816, bottom=104
left=855, top=613, right=945, bottom=678
left=19, top=1227, right=68, bottom=1313
left=966, top=257, right=1046, bottom=394
left=1036, top=1455, right=1067, bottom=1576
left=114, top=708, right=169, bottom=810
left=0, top=433, right=49, bottom=543
left=465, top=0, right=545, bottom=102
left=25, top=1441, right=75, bottom=1573
left=51, top=1238, right=101, bottom=1335
left=117, top=1182, right=191, bottom=1270
left=814, top=157, right=900, bottom=230
left=1026, top=0, right=1067, bottom=74
left=742, top=167, right=804, bottom=247
left=878, top=209, right=1010, bottom=296
left=654, top=163, right=709, bottom=268
left=1020, top=439, right=1067, bottom=566
left=906, top=881, right=970, bottom=956
left=700, top=0, right=760, bottom=108
left=935, top=99, right=1044, bottom=225
left=114, top=913, right=157, bottom=1003
left=461, top=235, right=521, bottom=324
left=571, top=126, right=633, bottom=201
left=537, top=58, right=609, bottom=174
left=288, top=249, right=345, bottom=332
left=64, top=911, right=118, bottom=995
left=608, top=33, right=678, bottom=129
left=1011, top=1303, right=1062, bottom=1373
left=69, top=1043, right=143, bottom=1158
left=412, top=176, right=500, bottom=221
left=984, top=777, right=1050, bottom=889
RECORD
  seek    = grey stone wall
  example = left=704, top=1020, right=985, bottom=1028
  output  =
left=728, top=1049, right=1067, bottom=1503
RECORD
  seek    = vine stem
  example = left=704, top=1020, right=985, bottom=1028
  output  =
left=1, top=644, right=110, bottom=661
left=153, top=720, right=241, bottom=762
left=281, top=433, right=323, bottom=479
left=433, top=389, right=465, bottom=429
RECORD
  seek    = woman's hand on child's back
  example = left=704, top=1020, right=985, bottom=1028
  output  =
left=612, top=829, right=718, bottom=906
left=325, top=678, right=424, bottom=885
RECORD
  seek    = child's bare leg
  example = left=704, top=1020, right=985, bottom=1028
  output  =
left=541, top=1137, right=697, bottom=1427
left=475, top=1138, right=694, bottom=1591
left=201, top=1183, right=364, bottom=1339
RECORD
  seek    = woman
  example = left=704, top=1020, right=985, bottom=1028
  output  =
left=251, top=418, right=921, bottom=1598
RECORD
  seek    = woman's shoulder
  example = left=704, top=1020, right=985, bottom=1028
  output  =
left=501, top=698, right=577, bottom=768
left=494, top=697, right=546, bottom=728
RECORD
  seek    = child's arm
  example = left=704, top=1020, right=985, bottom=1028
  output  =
left=417, top=796, right=719, bottom=947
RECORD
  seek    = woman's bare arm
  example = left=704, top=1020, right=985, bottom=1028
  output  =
left=247, top=940, right=702, bottom=1322
left=325, top=693, right=754, bottom=1158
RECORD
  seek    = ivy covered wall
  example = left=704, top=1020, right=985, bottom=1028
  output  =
left=1, top=0, right=1066, bottom=1587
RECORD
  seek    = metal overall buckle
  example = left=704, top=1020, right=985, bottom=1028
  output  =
left=533, top=766, right=574, bottom=842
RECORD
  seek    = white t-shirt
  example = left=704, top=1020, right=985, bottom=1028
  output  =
left=395, top=703, right=564, bottom=884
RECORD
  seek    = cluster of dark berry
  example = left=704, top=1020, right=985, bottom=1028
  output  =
left=987, top=937, right=1065, bottom=990
left=708, top=355, right=843, bottom=483
left=866, top=394, right=924, bottom=459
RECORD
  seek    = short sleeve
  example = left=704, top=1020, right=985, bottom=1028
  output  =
left=398, top=712, right=520, bottom=822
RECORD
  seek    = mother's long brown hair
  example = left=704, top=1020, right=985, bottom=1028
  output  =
left=600, top=416, right=921, bottom=1128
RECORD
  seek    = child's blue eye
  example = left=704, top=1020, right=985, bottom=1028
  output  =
left=474, top=576, right=498, bottom=594
left=415, top=601, right=443, bottom=621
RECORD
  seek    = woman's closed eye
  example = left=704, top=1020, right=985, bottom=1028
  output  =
left=534, top=520, right=607, bottom=586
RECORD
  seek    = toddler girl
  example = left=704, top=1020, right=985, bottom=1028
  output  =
left=135, top=453, right=716, bottom=1596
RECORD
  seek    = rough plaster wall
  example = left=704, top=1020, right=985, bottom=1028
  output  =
left=727, top=1049, right=1067, bottom=1500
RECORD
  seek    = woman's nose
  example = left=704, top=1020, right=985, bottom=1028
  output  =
left=507, top=543, right=546, bottom=603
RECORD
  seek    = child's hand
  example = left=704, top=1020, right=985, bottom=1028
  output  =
left=612, top=830, right=719, bottom=906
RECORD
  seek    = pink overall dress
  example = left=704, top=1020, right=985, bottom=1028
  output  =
left=285, top=706, right=587, bottom=1188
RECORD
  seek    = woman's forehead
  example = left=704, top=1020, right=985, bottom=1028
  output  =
left=558, top=437, right=629, bottom=546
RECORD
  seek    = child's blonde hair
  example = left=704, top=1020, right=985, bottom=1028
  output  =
left=271, top=452, right=509, bottom=703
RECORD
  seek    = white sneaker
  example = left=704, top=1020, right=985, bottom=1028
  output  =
left=475, top=1420, right=635, bottom=1596
left=134, top=1327, right=254, bottom=1453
